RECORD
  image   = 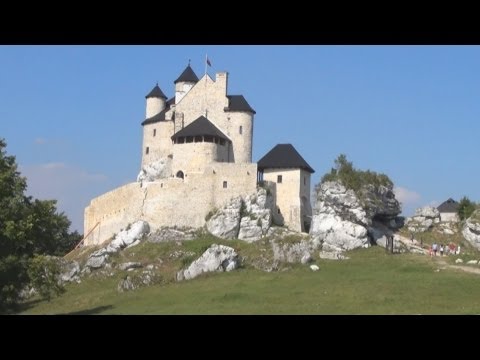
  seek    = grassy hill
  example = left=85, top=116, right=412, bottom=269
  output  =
left=21, top=237, right=480, bottom=315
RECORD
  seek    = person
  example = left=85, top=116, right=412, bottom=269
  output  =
left=440, top=244, right=444, bottom=256
left=432, top=242, right=438, bottom=256
left=457, top=245, right=461, bottom=255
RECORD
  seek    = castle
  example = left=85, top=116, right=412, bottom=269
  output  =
left=84, top=64, right=314, bottom=245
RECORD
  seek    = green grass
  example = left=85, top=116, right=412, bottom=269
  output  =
left=22, top=246, right=480, bottom=315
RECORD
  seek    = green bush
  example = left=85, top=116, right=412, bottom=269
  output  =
left=458, top=196, right=476, bottom=221
left=319, top=154, right=393, bottom=195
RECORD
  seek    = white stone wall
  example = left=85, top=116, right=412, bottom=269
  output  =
left=141, top=121, right=175, bottom=169
left=84, top=163, right=257, bottom=246
left=175, top=81, right=195, bottom=104
left=226, top=112, right=253, bottom=163
left=263, top=168, right=303, bottom=232
left=440, top=212, right=459, bottom=222
left=146, top=97, right=165, bottom=119
left=172, top=141, right=231, bottom=176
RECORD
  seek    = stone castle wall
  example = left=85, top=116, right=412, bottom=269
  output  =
left=84, top=162, right=258, bottom=246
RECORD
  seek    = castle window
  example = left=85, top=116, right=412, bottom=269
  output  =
left=204, top=135, right=214, bottom=143
left=176, top=171, right=184, bottom=180
left=219, top=139, right=226, bottom=146
left=194, top=135, right=202, bottom=143
left=239, top=126, right=243, bottom=134
left=223, top=181, right=228, bottom=188
left=153, top=129, right=156, bottom=137
left=146, top=147, right=149, bottom=155
left=277, top=175, right=282, bottom=183
left=186, top=136, right=193, bottom=143
left=177, top=137, right=185, bottom=144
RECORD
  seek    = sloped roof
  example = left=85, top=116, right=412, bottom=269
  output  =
left=225, top=95, right=256, bottom=114
left=437, top=198, right=459, bottom=213
left=258, top=144, right=315, bottom=173
left=174, top=65, right=199, bottom=84
left=167, top=97, right=175, bottom=106
left=171, top=116, right=229, bottom=141
left=145, top=84, right=167, bottom=99
left=141, top=108, right=169, bottom=126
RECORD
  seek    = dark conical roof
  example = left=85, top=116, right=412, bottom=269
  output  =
left=258, top=144, right=315, bottom=173
left=145, top=84, right=167, bottom=99
left=225, top=95, right=256, bottom=114
left=174, top=65, right=199, bottom=84
left=171, top=116, right=229, bottom=141
left=437, top=198, right=459, bottom=213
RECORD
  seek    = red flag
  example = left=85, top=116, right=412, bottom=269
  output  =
left=206, top=56, right=212, bottom=67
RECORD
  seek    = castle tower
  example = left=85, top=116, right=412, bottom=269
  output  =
left=224, top=93, right=256, bottom=163
left=141, top=83, right=174, bottom=169
left=174, top=64, right=199, bottom=104
left=258, top=144, right=315, bottom=233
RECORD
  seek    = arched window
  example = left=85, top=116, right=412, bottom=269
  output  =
left=176, top=171, right=184, bottom=180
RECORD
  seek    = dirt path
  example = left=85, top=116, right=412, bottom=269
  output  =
left=433, top=256, right=480, bottom=275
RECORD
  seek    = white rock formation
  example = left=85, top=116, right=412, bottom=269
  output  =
left=137, top=157, right=172, bottom=183
left=206, top=197, right=242, bottom=239
left=310, top=265, right=319, bottom=271
left=405, top=206, right=441, bottom=233
left=206, top=187, right=274, bottom=241
left=310, top=181, right=401, bottom=252
left=179, top=244, right=239, bottom=281
left=462, top=210, right=480, bottom=250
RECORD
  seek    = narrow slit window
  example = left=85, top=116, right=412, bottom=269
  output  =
left=146, top=147, right=149, bottom=154
left=277, top=175, right=282, bottom=183
left=153, top=129, right=156, bottom=137
left=223, top=181, right=228, bottom=188
left=239, top=126, right=243, bottom=134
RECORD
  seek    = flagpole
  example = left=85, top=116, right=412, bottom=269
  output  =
left=204, top=54, right=208, bottom=117
left=204, top=54, right=208, bottom=78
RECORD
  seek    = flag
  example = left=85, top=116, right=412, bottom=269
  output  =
left=206, top=56, right=212, bottom=67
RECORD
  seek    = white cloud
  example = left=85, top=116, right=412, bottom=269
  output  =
left=19, top=163, right=109, bottom=233
left=394, top=186, right=421, bottom=205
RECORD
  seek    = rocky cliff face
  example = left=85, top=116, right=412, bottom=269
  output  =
left=462, top=210, right=480, bottom=249
left=405, top=206, right=440, bottom=233
left=137, top=157, right=172, bottom=183
left=310, top=181, right=402, bottom=252
left=206, top=187, right=274, bottom=242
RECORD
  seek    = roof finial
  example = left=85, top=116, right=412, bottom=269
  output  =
left=156, top=81, right=158, bottom=86
left=188, top=59, right=191, bottom=66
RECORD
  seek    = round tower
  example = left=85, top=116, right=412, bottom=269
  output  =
left=225, top=95, right=256, bottom=163
left=145, top=83, right=167, bottom=118
left=141, top=83, right=171, bottom=169
left=174, top=64, right=199, bottom=104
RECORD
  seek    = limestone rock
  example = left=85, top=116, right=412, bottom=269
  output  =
left=462, top=210, right=480, bottom=250
left=466, top=260, right=478, bottom=265
left=179, top=244, right=239, bottom=281
left=59, top=260, right=81, bottom=283
left=206, top=197, right=242, bottom=239
left=310, top=265, right=319, bottom=271
left=319, top=251, right=349, bottom=260
left=105, top=220, right=150, bottom=253
left=238, top=217, right=263, bottom=242
left=272, top=238, right=319, bottom=263
left=455, top=258, right=463, bottom=264
left=405, top=206, right=441, bottom=233
left=118, top=262, right=143, bottom=271
left=148, top=227, right=197, bottom=242
left=137, top=157, right=172, bottom=183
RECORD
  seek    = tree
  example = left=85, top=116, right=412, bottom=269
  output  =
left=457, top=196, right=476, bottom=221
left=0, top=138, right=80, bottom=311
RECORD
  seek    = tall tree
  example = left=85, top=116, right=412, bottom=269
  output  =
left=457, top=196, right=476, bottom=221
left=0, top=139, right=81, bottom=310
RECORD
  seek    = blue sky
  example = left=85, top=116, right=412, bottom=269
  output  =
left=1, top=45, right=479, bottom=232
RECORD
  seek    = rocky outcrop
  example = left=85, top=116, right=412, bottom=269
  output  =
left=85, top=221, right=150, bottom=270
left=136, top=157, right=172, bottom=183
left=58, top=259, right=81, bottom=283
left=272, top=238, right=319, bottom=264
left=310, top=181, right=402, bottom=252
left=462, top=210, right=480, bottom=250
left=148, top=227, right=197, bottom=243
left=117, top=269, right=157, bottom=292
left=177, top=244, right=239, bottom=281
left=206, top=187, right=274, bottom=241
left=405, top=206, right=440, bottom=233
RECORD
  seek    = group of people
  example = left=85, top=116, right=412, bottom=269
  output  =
left=429, top=242, right=460, bottom=257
